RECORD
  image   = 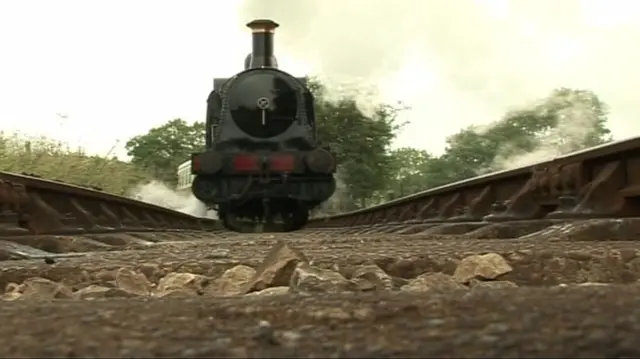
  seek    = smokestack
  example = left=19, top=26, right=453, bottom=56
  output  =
left=246, top=19, right=279, bottom=68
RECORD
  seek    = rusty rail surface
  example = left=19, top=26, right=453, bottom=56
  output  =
left=307, top=136, right=640, bottom=231
left=0, top=171, right=222, bottom=236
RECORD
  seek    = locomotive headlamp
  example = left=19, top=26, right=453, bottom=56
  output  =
left=305, top=149, right=336, bottom=174
left=191, top=151, right=223, bottom=175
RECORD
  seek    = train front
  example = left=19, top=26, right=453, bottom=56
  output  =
left=190, top=19, right=336, bottom=232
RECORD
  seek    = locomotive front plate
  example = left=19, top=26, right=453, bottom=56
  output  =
left=227, top=71, right=299, bottom=138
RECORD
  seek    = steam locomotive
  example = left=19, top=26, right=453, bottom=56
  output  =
left=185, top=19, right=337, bottom=232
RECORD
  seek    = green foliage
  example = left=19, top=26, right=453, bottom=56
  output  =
left=116, top=82, right=612, bottom=214
left=439, top=87, right=611, bottom=179
left=385, top=147, right=432, bottom=198
left=384, top=87, right=613, bottom=198
left=120, top=81, right=406, bottom=208
left=125, top=119, right=205, bottom=185
left=0, top=132, right=152, bottom=195
left=310, top=79, right=407, bottom=209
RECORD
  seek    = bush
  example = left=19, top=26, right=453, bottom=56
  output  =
left=0, top=132, right=153, bottom=195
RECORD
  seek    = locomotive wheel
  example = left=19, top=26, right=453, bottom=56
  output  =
left=221, top=212, right=251, bottom=233
left=281, top=208, right=309, bottom=232
left=221, top=212, right=240, bottom=232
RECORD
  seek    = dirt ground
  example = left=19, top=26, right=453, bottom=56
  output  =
left=1, top=221, right=640, bottom=358
left=4, top=287, right=640, bottom=358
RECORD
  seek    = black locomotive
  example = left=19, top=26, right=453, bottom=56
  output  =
left=190, top=19, right=337, bottom=232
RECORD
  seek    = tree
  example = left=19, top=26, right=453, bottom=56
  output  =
left=438, top=87, right=612, bottom=181
left=370, top=87, right=613, bottom=199
left=311, top=79, right=407, bottom=209
left=125, top=119, right=205, bottom=185
left=526, top=87, right=611, bottom=148
left=124, top=79, right=405, bottom=199
left=385, top=147, right=433, bottom=198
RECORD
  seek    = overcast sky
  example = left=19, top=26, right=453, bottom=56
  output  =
left=1, top=0, right=639, bottom=159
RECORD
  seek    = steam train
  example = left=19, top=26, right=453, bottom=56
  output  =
left=177, top=19, right=337, bottom=232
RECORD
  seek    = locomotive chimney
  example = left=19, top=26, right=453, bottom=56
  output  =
left=246, top=19, right=279, bottom=68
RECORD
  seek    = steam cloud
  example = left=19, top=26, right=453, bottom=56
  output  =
left=314, top=170, right=351, bottom=216
left=127, top=181, right=217, bottom=219
left=134, top=0, right=639, bottom=213
left=490, top=93, right=607, bottom=171
left=238, top=0, right=640, bottom=155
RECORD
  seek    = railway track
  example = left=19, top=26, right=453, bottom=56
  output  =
left=307, top=135, right=640, bottom=239
left=2, top=137, right=640, bottom=357
left=0, top=171, right=229, bottom=260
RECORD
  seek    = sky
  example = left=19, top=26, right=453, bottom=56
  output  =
left=1, top=0, right=640, bottom=160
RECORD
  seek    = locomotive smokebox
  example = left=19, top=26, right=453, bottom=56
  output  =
left=246, top=19, right=279, bottom=69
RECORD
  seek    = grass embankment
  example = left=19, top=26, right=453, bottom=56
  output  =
left=0, top=132, right=351, bottom=217
left=0, top=132, right=152, bottom=195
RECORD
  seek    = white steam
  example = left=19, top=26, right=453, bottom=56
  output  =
left=127, top=181, right=217, bottom=219
left=491, top=96, right=605, bottom=170
left=314, top=170, right=351, bottom=216
left=238, top=0, right=640, bottom=155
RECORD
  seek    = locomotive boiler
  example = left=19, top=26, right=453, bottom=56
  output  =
left=188, top=19, right=337, bottom=232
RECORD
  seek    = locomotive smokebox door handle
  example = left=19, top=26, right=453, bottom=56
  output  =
left=256, top=97, right=270, bottom=125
